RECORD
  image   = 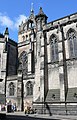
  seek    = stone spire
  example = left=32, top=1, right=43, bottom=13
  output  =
left=38, top=7, right=44, bottom=15
left=4, top=27, right=9, bottom=36
left=35, top=7, right=48, bottom=30
left=35, top=7, right=48, bottom=19
left=4, top=27, right=9, bottom=41
left=30, top=3, right=34, bottom=17
left=29, top=3, right=34, bottom=19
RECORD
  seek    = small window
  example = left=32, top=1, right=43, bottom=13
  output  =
left=29, top=21, right=35, bottom=29
left=26, top=81, right=33, bottom=96
left=26, top=35, right=28, bottom=40
left=22, top=36, right=25, bottom=41
left=9, top=82, right=15, bottom=96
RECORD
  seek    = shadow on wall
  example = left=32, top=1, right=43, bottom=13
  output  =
left=45, top=103, right=52, bottom=116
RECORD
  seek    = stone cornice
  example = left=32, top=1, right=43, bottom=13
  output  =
left=43, top=12, right=77, bottom=32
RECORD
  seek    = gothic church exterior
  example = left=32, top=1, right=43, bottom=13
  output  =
left=0, top=7, right=77, bottom=114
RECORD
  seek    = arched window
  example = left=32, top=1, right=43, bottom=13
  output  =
left=26, top=81, right=33, bottom=96
left=28, top=20, right=35, bottom=29
left=22, top=35, right=25, bottom=41
left=9, top=82, right=15, bottom=96
left=50, top=34, right=58, bottom=61
left=19, top=51, right=28, bottom=75
left=67, top=29, right=77, bottom=58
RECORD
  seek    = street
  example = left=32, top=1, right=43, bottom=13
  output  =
left=6, top=115, right=59, bottom=120
left=1, top=113, right=77, bottom=120
left=0, top=114, right=60, bottom=120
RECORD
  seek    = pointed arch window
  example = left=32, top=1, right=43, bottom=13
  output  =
left=26, top=81, right=33, bottom=96
left=19, top=51, right=28, bottom=75
left=67, top=29, right=77, bottom=58
left=9, top=82, right=15, bottom=96
left=50, top=34, right=58, bottom=61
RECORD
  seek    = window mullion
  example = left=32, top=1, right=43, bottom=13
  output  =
left=72, top=38, right=75, bottom=57
left=54, top=44, right=56, bottom=61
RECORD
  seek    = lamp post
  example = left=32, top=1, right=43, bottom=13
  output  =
left=18, top=51, right=28, bottom=111
left=42, top=97, right=43, bottom=114
left=18, top=62, right=24, bottom=111
left=21, top=71, right=24, bottom=111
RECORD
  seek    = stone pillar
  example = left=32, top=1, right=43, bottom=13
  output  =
left=58, top=25, right=68, bottom=101
left=61, top=27, right=68, bottom=102
left=1, top=49, right=7, bottom=95
left=58, top=27, right=65, bottom=101
left=33, top=7, right=48, bottom=102
left=33, top=32, right=41, bottom=102
left=28, top=31, right=35, bottom=74
left=40, top=33, right=44, bottom=101
left=28, top=52, right=32, bottom=74
left=17, top=73, right=23, bottom=111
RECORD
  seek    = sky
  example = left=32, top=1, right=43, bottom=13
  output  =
left=0, top=0, right=77, bottom=42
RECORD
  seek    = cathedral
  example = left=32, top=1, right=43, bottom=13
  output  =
left=0, top=7, right=77, bottom=114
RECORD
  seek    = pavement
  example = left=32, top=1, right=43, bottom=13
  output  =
left=0, top=111, right=77, bottom=120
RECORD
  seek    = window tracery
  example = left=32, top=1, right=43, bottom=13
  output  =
left=26, top=81, right=33, bottom=96
left=67, top=29, right=77, bottom=58
left=50, top=34, right=58, bottom=62
left=19, top=51, right=28, bottom=75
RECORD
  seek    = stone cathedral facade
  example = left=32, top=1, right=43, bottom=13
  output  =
left=0, top=7, right=77, bottom=114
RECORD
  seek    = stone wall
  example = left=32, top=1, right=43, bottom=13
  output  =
left=7, top=43, right=17, bottom=76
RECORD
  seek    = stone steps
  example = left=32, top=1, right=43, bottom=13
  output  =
left=33, top=104, right=77, bottom=115
left=33, top=88, right=77, bottom=115
left=66, top=88, right=77, bottom=102
left=45, top=89, right=60, bottom=102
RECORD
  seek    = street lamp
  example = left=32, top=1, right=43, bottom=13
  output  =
left=18, top=51, right=28, bottom=111
left=42, top=97, right=43, bottom=114
left=18, top=62, right=24, bottom=111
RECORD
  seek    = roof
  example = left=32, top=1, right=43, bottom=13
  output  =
left=0, top=33, right=4, bottom=38
left=0, top=32, right=17, bottom=45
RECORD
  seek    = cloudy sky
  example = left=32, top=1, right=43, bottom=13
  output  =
left=0, top=0, right=77, bottom=42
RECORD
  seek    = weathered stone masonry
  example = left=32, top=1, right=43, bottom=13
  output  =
left=1, top=8, right=77, bottom=114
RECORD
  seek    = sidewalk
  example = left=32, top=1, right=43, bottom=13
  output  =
left=1, top=111, right=77, bottom=120
left=29, top=114, right=77, bottom=120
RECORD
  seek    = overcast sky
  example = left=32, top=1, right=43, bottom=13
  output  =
left=0, top=0, right=77, bottom=42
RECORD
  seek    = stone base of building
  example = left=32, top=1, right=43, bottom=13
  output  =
left=0, top=94, right=5, bottom=104
left=33, top=102, right=77, bottom=115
